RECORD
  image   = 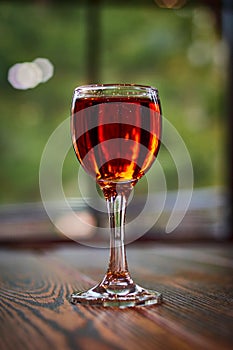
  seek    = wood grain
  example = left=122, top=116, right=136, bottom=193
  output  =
left=0, top=244, right=232, bottom=350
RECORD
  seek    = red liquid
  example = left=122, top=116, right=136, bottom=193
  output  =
left=71, top=96, right=161, bottom=187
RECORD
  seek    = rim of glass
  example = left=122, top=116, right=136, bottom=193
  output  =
left=74, top=83, right=159, bottom=98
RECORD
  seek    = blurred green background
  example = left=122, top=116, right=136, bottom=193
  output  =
left=0, top=1, right=228, bottom=204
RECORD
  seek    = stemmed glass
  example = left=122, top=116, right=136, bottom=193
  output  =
left=70, top=84, right=162, bottom=307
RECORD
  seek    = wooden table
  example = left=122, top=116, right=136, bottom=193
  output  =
left=0, top=243, right=232, bottom=350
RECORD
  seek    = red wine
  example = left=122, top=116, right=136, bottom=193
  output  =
left=71, top=96, right=161, bottom=186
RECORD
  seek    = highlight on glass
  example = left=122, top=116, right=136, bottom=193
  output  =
left=70, top=84, right=162, bottom=308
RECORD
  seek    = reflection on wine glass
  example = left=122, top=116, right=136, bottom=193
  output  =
left=70, top=84, right=162, bottom=307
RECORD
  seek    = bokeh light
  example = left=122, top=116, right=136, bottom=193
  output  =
left=154, top=0, right=187, bottom=9
left=8, top=58, right=54, bottom=90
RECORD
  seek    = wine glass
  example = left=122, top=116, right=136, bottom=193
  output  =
left=70, top=84, right=162, bottom=307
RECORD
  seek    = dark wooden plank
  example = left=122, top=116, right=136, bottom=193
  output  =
left=0, top=245, right=232, bottom=350
left=96, top=245, right=233, bottom=349
left=126, top=245, right=233, bottom=349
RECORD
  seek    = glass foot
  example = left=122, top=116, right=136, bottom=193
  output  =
left=70, top=283, right=162, bottom=308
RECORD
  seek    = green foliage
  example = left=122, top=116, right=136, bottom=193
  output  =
left=0, top=3, right=227, bottom=203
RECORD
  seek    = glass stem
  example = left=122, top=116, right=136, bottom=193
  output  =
left=107, top=193, right=128, bottom=274
left=98, top=184, right=136, bottom=294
